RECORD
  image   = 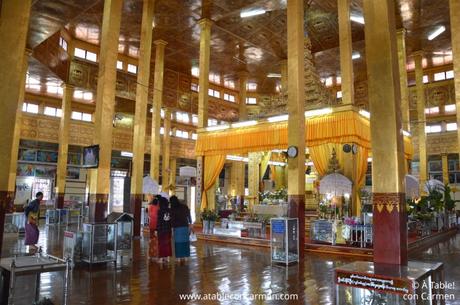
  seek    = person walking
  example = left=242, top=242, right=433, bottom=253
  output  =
left=170, top=195, right=192, bottom=262
left=25, top=192, right=43, bottom=252
left=148, top=194, right=160, bottom=261
left=156, top=195, right=172, bottom=263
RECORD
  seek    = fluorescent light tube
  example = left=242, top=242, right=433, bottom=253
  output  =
left=268, top=114, right=289, bottom=122
left=305, top=108, right=332, bottom=117
left=240, top=9, right=266, bottom=18
left=206, top=124, right=230, bottom=132
left=267, top=73, right=282, bottom=78
left=350, top=14, right=365, bottom=24
left=428, top=26, right=446, bottom=41
left=359, top=110, right=370, bottom=118
left=352, top=52, right=361, bottom=60
left=232, top=120, right=257, bottom=128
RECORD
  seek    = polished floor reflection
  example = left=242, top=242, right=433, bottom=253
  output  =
left=1, top=226, right=460, bottom=305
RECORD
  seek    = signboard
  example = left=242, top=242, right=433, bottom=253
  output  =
left=271, top=219, right=285, bottom=234
left=180, top=166, right=196, bottom=177
left=335, top=270, right=413, bottom=295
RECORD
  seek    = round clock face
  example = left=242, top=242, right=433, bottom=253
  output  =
left=287, top=146, right=298, bottom=158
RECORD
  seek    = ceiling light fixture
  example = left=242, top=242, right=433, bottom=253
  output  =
left=232, top=120, right=257, bottom=128
left=350, top=14, right=365, bottom=24
left=267, top=73, right=282, bottom=78
left=240, top=9, right=266, bottom=18
left=428, top=25, right=446, bottom=41
left=267, top=114, right=289, bottom=122
left=352, top=52, right=361, bottom=60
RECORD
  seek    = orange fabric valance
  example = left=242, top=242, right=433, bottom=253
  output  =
left=195, top=110, right=412, bottom=159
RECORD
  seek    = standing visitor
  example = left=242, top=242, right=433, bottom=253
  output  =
left=25, top=192, right=43, bottom=252
left=156, top=195, right=172, bottom=263
left=170, top=195, right=192, bottom=262
left=148, top=194, right=160, bottom=261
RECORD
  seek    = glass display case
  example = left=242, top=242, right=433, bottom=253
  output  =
left=63, top=230, right=83, bottom=265
left=270, top=218, right=299, bottom=265
left=310, top=219, right=333, bottom=243
left=81, top=223, right=117, bottom=264
left=3, top=213, right=26, bottom=235
left=68, top=208, right=81, bottom=224
left=107, top=212, right=134, bottom=258
left=45, top=209, right=59, bottom=225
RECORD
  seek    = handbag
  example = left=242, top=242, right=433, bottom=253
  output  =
left=189, top=232, right=197, bottom=242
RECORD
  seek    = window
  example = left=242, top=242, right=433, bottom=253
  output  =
left=425, top=106, right=439, bottom=115
left=425, top=125, right=441, bottom=133
left=160, top=109, right=165, bottom=118
left=71, top=111, right=92, bottom=122
left=246, top=82, right=257, bottom=91
left=209, top=73, right=221, bottom=84
left=117, top=60, right=123, bottom=70
left=22, top=103, right=39, bottom=114
left=208, top=88, right=220, bottom=98
left=59, top=37, right=68, bottom=51
left=434, top=72, right=446, bottom=82
left=208, top=119, right=218, bottom=126
left=175, top=130, right=189, bottom=139
left=74, top=48, right=97, bottom=62
left=73, top=90, right=93, bottom=101
left=127, top=64, right=137, bottom=74
left=445, top=104, right=456, bottom=113
left=324, top=77, right=334, bottom=87
left=223, top=93, right=235, bottom=102
left=423, top=75, right=429, bottom=84
left=26, top=74, right=41, bottom=91
left=191, top=67, right=199, bottom=77
left=246, top=97, right=257, bottom=104
left=446, top=70, right=454, bottom=79
left=336, top=91, right=343, bottom=99
left=192, top=133, right=198, bottom=140
left=44, top=106, right=62, bottom=117
left=192, top=114, right=198, bottom=125
left=86, top=51, right=97, bottom=62
left=160, top=127, right=164, bottom=135
left=74, top=48, right=86, bottom=59
left=191, top=83, right=199, bottom=92
left=336, top=76, right=342, bottom=85
left=275, top=83, right=282, bottom=92
left=224, top=79, right=235, bottom=89
left=46, top=83, right=63, bottom=95
left=176, top=111, right=190, bottom=124
left=446, top=122, right=457, bottom=131
left=83, top=92, right=93, bottom=100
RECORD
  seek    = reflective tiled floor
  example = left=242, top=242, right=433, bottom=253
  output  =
left=1, top=225, right=460, bottom=305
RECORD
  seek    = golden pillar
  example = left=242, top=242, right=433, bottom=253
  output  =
left=89, top=0, right=123, bottom=222
left=131, top=0, right=155, bottom=236
left=230, top=161, right=245, bottom=197
left=162, top=109, right=171, bottom=192
left=414, top=51, right=427, bottom=193
left=196, top=18, right=212, bottom=219
left=56, top=84, right=74, bottom=209
left=363, top=0, right=407, bottom=265
left=8, top=49, right=32, bottom=201
left=238, top=71, right=249, bottom=120
left=397, top=29, right=410, bottom=132
left=338, top=0, right=354, bottom=105
left=169, top=158, right=177, bottom=195
left=248, top=152, right=261, bottom=211
left=0, top=0, right=32, bottom=253
left=442, top=154, right=449, bottom=184
left=450, top=0, right=460, bottom=165
left=150, top=40, right=167, bottom=181
left=287, top=0, right=306, bottom=248
left=280, top=59, right=288, bottom=94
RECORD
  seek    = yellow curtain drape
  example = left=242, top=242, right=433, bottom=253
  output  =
left=309, top=143, right=345, bottom=176
left=201, top=155, right=226, bottom=211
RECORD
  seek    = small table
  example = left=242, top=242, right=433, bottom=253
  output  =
left=0, top=253, right=71, bottom=305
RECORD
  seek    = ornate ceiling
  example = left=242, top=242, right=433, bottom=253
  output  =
left=27, top=0, right=453, bottom=94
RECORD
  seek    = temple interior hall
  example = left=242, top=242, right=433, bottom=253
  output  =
left=1, top=0, right=460, bottom=304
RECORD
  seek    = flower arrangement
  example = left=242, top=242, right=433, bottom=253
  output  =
left=201, top=209, right=219, bottom=221
left=258, top=188, right=288, bottom=204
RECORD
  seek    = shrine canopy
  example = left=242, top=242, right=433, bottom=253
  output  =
left=195, top=105, right=413, bottom=159
left=319, top=173, right=352, bottom=196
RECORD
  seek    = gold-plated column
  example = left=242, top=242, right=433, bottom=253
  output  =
left=169, top=157, right=177, bottom=195
left=162, top=109, right=171, bottom=192
left=238, top=71, right=249, bottom=120
left=338, top=0, right=354, bottom=105
left=397, top=29, right=410, bottom=131
left=363, top=0, right=407, bottom=265
left=56, top=84, right=74, bottom=209
left=450, top=0, right=460, bottom=165
left=8, top=49, right=32, bottom=197
left=442, top=154, right=449, bottom=184
left=414, top=51, right=427, bottom=193
left=280, top=59, right=288, bottom=94
left=196, top=18, right=212, bottom=219
left=131, top=0, right=155, bottom=236
left=0, top=0, right=32, bottom=254
left=287, top=0, right=306, bottom=248
left=248, top=152, right=261, bottom=211
left=150, top=40, right=167, bottom=181
left=89, top=0, right=123, bottom=222
left=230, top=161, right=245, bottom=197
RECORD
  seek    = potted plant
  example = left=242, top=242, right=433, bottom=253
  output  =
left=207, top=210, right=218, bottom=234
left=443, top=184, right=458, bottom=229
left=201, top=209, right=210, bottom=234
